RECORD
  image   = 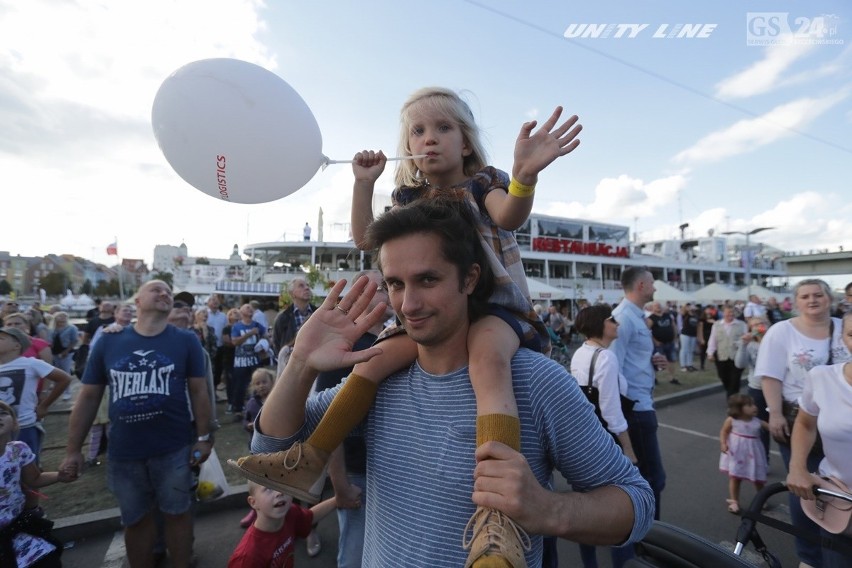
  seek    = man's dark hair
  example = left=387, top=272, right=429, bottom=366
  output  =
left=364, top=198, right=494, bottom=321
left=621, top=266, right=650, bottom=291
left=574, top=304, right=613, bottom=340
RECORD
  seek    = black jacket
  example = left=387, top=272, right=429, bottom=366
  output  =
left=272, top=303, right=318, bottom=353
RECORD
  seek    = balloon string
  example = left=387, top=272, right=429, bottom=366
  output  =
left=320, top=155, right=427, bottom=171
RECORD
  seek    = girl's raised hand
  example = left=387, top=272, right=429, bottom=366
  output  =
left=513, top=107, right=582, bottom=185
left=352, top=150, right=387, bottom=183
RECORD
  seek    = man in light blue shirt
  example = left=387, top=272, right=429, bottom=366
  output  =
left=610, top=266, right=667, bottom=522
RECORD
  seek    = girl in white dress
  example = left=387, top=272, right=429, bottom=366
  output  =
left=719, top=393, right=768, bottom=514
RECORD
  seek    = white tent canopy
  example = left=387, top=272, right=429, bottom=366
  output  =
left=735, top=285, right=781, bottom=301
left=526, top=278, right=567, bottom=301
left=693, top=283, right=741, bottom=303
left=58, top=291, right=96, bottom=311
left=652, top=280, right=696, bottom=304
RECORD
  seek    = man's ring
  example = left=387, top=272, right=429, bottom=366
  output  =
left=335, top=305, right=350, bottom=316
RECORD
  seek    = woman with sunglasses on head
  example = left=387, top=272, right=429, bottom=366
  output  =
left=570, top=304, right=638, bottom=568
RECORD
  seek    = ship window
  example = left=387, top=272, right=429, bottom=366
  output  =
left=589, top=226, right=629, bottom=242
left=537, top=219, right=583, bottom=239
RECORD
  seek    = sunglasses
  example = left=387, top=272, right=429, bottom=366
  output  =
left=606, top=316, right=619, bottom=325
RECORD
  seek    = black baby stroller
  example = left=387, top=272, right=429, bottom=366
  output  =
left=733, top=482, right=852, bottom=567
left=623, top=482, right=852, bottom=567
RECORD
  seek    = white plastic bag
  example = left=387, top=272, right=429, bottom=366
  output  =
left=196, top=448, right=229, bottom=502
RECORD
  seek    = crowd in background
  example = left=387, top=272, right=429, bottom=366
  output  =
left=1, top=278, right=850, bottom=567
left=552, top=278, right=852, bottom=568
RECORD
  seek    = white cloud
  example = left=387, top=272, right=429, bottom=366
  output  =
left=749, top=192, right=852, bottom=253
left=673, top=91, right=849, bottom=165
left=0, top=0, right=273, bottom=120
left=540, top=173, right=687, bottom=222
left=640, top=193, right=852, bottom=256
left=715, top=39, right=816, bottom=99
left=0, top=0, right=275, bottom=263
left=777, top=45, right=852, bottom=90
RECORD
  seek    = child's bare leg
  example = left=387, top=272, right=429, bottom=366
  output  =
left=465, top=316, right=527, bottom=568
left=728, top=478, right=741, bottom=502
left=726, top=478, right=742, bottom=513
left=229, top=333, right=418, bottom=503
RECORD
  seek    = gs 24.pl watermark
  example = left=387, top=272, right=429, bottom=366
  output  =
left=746, top=13, right=843, bottom=45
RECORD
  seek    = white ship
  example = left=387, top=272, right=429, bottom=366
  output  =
left=170, top=213, right=787, bottom=307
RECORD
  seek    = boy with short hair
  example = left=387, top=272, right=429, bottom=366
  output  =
left=228, top=481, right=337, bottom=568
left=0, top=327, right=72, bottom=459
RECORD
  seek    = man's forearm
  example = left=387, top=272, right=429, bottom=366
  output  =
left=66, top=386, right=104, bottom=454
left=188, top=377, right=211, bottom=436
left=258, top=355, right=318, bottom=438
left=547, top=486, right=635, bottom=545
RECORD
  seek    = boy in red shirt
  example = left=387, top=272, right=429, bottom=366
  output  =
left=228, top=481, right=337, bottom=568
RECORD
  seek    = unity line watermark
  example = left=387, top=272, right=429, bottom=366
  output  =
left=560, top=13, right=844, bottom=46
left=563, top=23, right=717, bottom=40
left=746, top=13, right=843, bottom=45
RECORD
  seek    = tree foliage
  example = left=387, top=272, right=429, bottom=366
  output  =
left=40, top=272, right=68, bottom=296
left=151, top=271, right=174, bottom=288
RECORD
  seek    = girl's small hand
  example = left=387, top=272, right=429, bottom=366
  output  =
left=721, top=443, right=728, bottom=453
left=58, top=468, right=76, bottom=483
left=353, top=150, right=387, bottom=183
left=512, top=106, right=582, bottom=184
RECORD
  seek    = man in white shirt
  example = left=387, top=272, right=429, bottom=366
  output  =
left=206, top=295, right=228, bottom=390
left=706, top=307, right=748, bottom=397
left=743, top=295, right=766, bottom=319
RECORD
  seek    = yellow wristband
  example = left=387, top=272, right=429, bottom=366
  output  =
left=508, top=178, right=535, bottom=198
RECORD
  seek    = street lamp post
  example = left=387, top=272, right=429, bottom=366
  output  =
left=722, top=227, right=774, bottom=298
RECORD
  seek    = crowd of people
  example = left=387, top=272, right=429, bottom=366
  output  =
left=1, top=81, right=851, bottom=568
left=565, top=278, right=852, bottom=567
left=3, top=269, right=848, bottom=567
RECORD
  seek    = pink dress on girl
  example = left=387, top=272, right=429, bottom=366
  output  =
left=719, top=418, right=768, bottom=482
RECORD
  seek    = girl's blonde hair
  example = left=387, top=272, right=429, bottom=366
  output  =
left=251, top=367, right=275, bottom=387
left=394, top=87, right=488, bottom=188
left=726, top=393, right=754, bottom=419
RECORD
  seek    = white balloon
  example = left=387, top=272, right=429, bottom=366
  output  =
left=152, top=58, right=323, bottom=204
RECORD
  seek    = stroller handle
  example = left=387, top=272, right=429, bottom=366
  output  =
left=813, top=484, right=852, bottom=502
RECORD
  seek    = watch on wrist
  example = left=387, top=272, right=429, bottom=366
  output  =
left=197, top=434, right=211, bottom=443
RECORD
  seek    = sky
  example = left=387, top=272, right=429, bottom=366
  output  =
left=1, top=0, right=851, bottom=286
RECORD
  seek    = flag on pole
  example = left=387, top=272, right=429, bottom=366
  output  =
left=106, top=242, right=118, bottom=256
